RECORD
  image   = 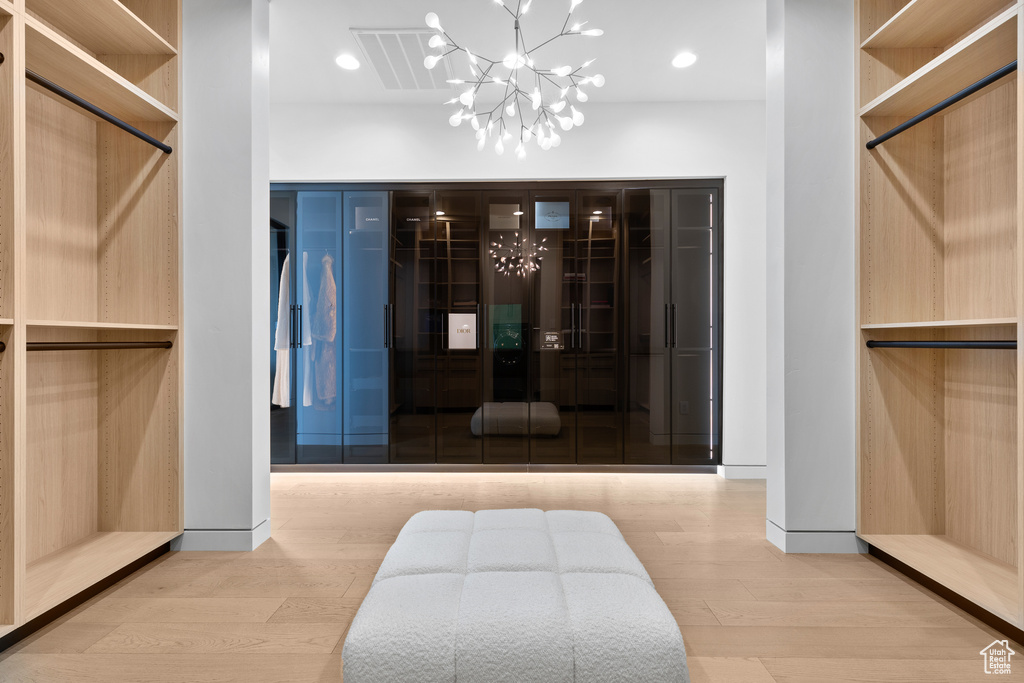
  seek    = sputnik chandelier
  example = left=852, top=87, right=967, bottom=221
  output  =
left=422, top=0, right=605, bottom=159
left=490, top=232, right=549, bottom=276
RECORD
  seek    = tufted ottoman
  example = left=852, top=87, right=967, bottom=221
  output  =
left=342, top=508, right=689, bottom=683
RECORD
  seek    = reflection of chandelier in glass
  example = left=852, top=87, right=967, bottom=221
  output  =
left=423, top=0, right=604, bottom=159
left=490, top=232, right=548, bottom=276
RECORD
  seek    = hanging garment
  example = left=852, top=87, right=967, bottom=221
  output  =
left=302, top=251, right=314, bottom=407
left=271, top=254, right=291, bottom=408
left=313, top=252, right=338, bottom=406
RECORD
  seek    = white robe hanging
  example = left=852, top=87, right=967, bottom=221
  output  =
left=271, top=254, right=291, bottom=407
left=302, top=251, right=314, bottom=407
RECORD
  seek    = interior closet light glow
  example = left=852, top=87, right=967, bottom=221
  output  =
left=672, top=52, right=698, bottom=68
left=513, top=211, right=524, bottom=215
left=436, top=211, right=445, bottom=216
left=335, top=54, right=360, bottom=70
left=423, top=0, right=604, bottom=159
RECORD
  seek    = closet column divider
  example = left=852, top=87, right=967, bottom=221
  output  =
left=1016, top=5, right=1024, bottom=628
left=9, top=4, right=26, bottom=631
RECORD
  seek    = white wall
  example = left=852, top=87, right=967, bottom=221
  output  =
left=271, top=100, right=768, bottom=469
left=765, top=0, right=860, bottom=552
left=180, top=0, right=271, bottom=551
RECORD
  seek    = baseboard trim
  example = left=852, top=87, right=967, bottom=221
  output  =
left=716, top=465, right=765, bottom=479
left=766, top=520, right=867, bottom=553
left=171, top=519, right=271, bottom=551
left=0, top=543, right=170, bottom=653
left=271, top=463, right=719, bottom=474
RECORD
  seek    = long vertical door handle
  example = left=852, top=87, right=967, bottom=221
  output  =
left=671, top=303, right=677, bottom=348
left=391, top=304, right=396, bottom=349
left=289, top=304, right=296, bottom=349
left=384, top=304, right=389, bottom=348
left=664, top=304, right=670, bottom=348
left=477, top=304, right=481, bottom=349
left=297, top=305, right=303, bottom=348
left=570, top=304, right=576, bottom=349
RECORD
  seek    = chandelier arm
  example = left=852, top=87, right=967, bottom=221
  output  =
left=526, top=32, right=568, bottom=56
left=496, top=1, right=518, bottom=21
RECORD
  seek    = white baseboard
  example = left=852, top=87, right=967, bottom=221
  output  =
left=766, top=520, right=868, bottom=554
left=170, top=518, right=271, bottom=551
left=716, top=464, right=765, bottom=480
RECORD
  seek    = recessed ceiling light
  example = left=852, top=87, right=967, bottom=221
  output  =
left=513, top=211, right=524, bottom=216
left=593, top=210, right=602, bottom=215
left=672, top=52, right=697, bottom=69
left=335, top=54, right=360, bottom=70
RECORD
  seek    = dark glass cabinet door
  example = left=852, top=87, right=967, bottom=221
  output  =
left=436, top=192, right=483, bottom=463
left=529, top=191, right=576, bottom=464
left=576, top=191, right=623, bottom=464
left=670, top=189, right=717, bottom=464
left=390, top=192, right=437, bottom=463
left=481, top=192, right=531, bottom=464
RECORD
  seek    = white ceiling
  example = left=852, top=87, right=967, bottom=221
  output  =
left=269, top=0, right=767, bottom=105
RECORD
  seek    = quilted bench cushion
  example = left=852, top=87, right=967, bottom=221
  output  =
left=343, top=508, right=689, bottom=683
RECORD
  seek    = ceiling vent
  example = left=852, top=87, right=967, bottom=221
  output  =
left=352, top=29, right=454, bottom=90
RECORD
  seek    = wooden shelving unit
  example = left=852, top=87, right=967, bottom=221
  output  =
left=857, top=0, right=1022, bottom=628
left=0, top=0, right=181, bottom=639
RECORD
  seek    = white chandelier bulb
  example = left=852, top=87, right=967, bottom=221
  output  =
left=531, top=89, right=542, bottom=111
left=523, top=127, right=533, bottom=142
left=570, top=0, right=584, bottom=9
left=460, top=89, right=475, bottom=106
left=550, top=100, right=567, bottom=113
left=541, top=137, right=553, bottom=151
left=571, top=106, right=585, bottom=126
left=549, top=131, right=562, bottom=147
left=425, top=12, right=442, bottom=30
left=477, top=137, right=487, bottom=151
left=467, top=51, right=478, bottom=65
left=428, top=35, right=446, bottom=48
left=424, top=54, right=441, bottom=70
left=552, top=65, right=572, bottom=77
left=476, top=128, right=486, bottom=140
left=503, top=53, right=525, bottom=69
left=575, top=87, right=588, bottom=102
left=557, top=115, right=573, bottom=131
left=506, top=102, right=516, bottom=117
left=523, top=0, right=533, bottom=12
left=470, top=116, right=481, bottom=131
left=516, top=142, right=526, bottom=160
left=495, top=139, right=505, bottom=155
left=449, top=109, right=465, bottom=126
left=591, top=74, right=606, bottom=87
left=502, top=130, right=512, bottom=142
left=581, top=28, right=603, bottom=36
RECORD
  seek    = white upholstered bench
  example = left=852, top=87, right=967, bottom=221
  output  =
left=342, top=508, right=689, bottom=683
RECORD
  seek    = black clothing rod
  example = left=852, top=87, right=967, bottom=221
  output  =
left=0, top=342, right=5, bottom=353
left=866, top=340, right=1016, bottom=350
left=27, top=341, right=173, bottom=352
left=26, top=69, right=173, bottom=155
left=866, top=61, right=1017, bottom=150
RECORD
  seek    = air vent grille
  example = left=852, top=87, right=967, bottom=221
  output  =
left=353, top=29, right=453, bottom=90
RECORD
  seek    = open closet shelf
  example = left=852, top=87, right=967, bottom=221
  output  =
left=0, top=319, right=12, bottom=326
left=27, top=320, right=179, bottom=332
left=27, top=0, right=176, bottom=56
left=861, top=318, right=1017, bottom=330
left=859, top=534, right=1018, bottom=623
left=861, top=0, right=1014, bottom=49
left=860, top=6, right=1016, bottom=117
left=25, top=17, right=177, bottom=122
left=24, top=531, right=180, bottom=621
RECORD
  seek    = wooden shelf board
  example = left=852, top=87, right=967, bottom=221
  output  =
left=26, top=17, right=178, bottom=122
left=860, top=534, right=1019, bottom=623
left=0, top=1, right=14, bottom=18
left=861, top=0, right=1014, bottom=49
left=27, top=320, right=178, bottom=331
left=860, top=7, right=1017, bottom=117
left=861, top=318, right=1017, bottom=329
left=25, top=531, right=181, bottom=621
left=0, top=318, right=12, bottom=326
left=28, top=0, right=177, bottom=56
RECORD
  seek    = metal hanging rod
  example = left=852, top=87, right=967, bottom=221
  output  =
left=27, top=341, right=173, bottom=352
left=866, top=340, right=1016, bottom=350
left=866, top=61, right=1017, bottom=150
left=0, top=342, right=5, bottom=353
left=25, top=69, right=173, bottom=155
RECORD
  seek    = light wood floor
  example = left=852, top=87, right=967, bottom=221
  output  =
left=0, top=472, right=1021, bottom=681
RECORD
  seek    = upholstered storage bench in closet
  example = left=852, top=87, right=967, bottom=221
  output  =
left=342, top=508, right=689, bottom=683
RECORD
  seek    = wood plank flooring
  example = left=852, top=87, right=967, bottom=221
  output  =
left=1, top=472, right=1022, bottom=681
